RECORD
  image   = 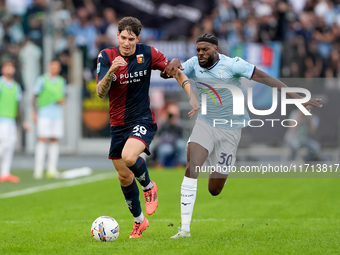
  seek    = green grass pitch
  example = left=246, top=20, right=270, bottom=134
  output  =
left=0, top=169, right=339, bottom=254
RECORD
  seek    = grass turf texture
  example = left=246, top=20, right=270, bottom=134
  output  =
left=0, top=169, right=339, bottom=254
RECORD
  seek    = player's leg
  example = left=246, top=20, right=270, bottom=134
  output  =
left=171, top=141, right=208, bottom=239
left=208, top=172, right=228, bottom=196
left=109, top=125, right=151, bottom=238
left=46, top=118, right=63, bottom=178
left=122, top=122, right=158, bottom=215
left=46, top=138, right=60, bottom=178
left=0, top=123, right=19, bottom=183
left=112, top=159, right=148, bottom=238
left=34, top=117, right=48, bottom=179
left=122, top=138, right=157, bottom=215
left=207, top=128, right=241, bottom=196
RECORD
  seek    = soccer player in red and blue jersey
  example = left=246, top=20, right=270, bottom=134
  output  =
left=96, top=16, right=198, bottom=238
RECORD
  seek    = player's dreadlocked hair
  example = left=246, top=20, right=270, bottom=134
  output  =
left=118, top=17, right=143, bottom=36
left=196, top=33, right=218, bottom=46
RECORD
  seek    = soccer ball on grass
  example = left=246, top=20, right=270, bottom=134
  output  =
left=91, top=216, right=119, bottom=242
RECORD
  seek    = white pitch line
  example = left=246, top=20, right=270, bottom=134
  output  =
left=2, top=218, right=338, bottom=224
left=0, top=172, right=117, bottom=199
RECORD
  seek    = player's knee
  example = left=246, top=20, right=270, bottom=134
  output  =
left=118, top=171, right=134, bottom=186
left=121, top=153, right=137, bottom=167
left=209, top=187, right=222, bottom=196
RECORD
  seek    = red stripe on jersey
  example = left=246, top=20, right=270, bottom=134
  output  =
left=104, top=48, right=129, bottom=126
left=150, top=46, right=169, bottom=71
left=148, top=96, right=156, bottom=124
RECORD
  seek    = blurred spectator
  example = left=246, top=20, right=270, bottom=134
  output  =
left=67, top=7, right=98, bottom=71
left=214, top=0, right=237, bottom=29
left=0, top=61, right=29, bottom=183
left=295, top=12, right=314, bottom=48
left=5, top=0, right=30, bottom=16
left=189, top=24, right=202, bottom=43
left=244, top=15, right=259, bottom=42
left=156, top=104, right=186, bottom=168
left=27, top=14, right=43, bottom=47
left=19, top=37, right=42, bottom=93
left=93, top=14, right=109, bottom=50
left=52, top=0, right=72, bottom=31
left=8, top=15, right=25, bottom=44
left=202, top=16, right=215, bottom=34
left=103, top=7, right=118, bottom=47
left=284, top=108, right=323, bottom=162
left=57, top=50, right=70, bottom=83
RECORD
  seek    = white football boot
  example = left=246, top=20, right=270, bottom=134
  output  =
left=171, top=227, right=191, bottom=239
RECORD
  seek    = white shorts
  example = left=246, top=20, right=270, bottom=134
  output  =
left=0, top=122, right=17, bottom=143
left=189, top=119, right=241, bottom=175
left=37, top=118, right=63, bottom=139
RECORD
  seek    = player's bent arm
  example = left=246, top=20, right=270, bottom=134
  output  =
left=174, top=70, right=200, bottom=116
left=97, top=56, right=127, bottom=98
left=252, top=68, right=297, bottom=96
left=96, top=70, right=115, bottom=98
left=251, top=68, right=322, bottom=109
left=174, top=70, right=191, bottom=96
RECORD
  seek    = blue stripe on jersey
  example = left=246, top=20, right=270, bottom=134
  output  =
left=124, top=44, right=154, bottom=124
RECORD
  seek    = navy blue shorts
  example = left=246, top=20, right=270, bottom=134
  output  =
left=109, top=120, right=157, bottom=160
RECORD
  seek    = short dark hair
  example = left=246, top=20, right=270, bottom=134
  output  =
left=196, top=33, right=218, bottom=46
left=2, top=61, right=14, bottom=67
left=118, top=17, right=142, bottom=36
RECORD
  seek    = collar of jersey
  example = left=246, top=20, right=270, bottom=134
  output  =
left=0, top=76, right=15, bottom=87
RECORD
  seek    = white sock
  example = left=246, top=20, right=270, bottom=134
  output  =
left=134, top=212, right=145, bottom=224
left=34, top=141, right=46, bottom=178
left=181, top=176, right=197, bottom=232
left=47, top=142, right=59, bottom=173
left=0, top=141, right=15, bottom=176
left=142, top=181, right=153, bottom=191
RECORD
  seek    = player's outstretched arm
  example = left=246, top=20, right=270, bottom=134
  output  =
left=173, top=70, right=200, bottom=117
left=251, top=68, right=323, bottom=112
left=160, top=58, right=184, bottom=79
left=96, top=56, right=127, bottom=98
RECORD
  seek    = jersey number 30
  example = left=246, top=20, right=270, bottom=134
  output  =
left=218, top=153, right=232, bottom=166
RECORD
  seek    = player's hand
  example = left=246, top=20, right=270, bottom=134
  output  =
left=163, top=58, right=184, bottom=77
left=22, top=121, right=30, bottom=131
left=302, top=98, right=322, bottom=113
left=57, top=99, right=65, bottom=105
left=188, top=95, right=200, bottom=118
left=110, top=56, right=127, bottom=71
left=32, top=111, right=37, bottom=123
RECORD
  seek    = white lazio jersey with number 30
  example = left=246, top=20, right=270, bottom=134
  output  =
left=182, top=54, right=255, bottom=129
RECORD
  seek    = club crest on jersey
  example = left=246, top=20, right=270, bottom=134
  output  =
left=136, top=54, right=144, bottom=64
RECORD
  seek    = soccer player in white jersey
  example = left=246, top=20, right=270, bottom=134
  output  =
left=163, top=33, right=322, bottom=238
left=0, top=62, right=29, bottom=183
left=33, top=60, right=66, bottom=179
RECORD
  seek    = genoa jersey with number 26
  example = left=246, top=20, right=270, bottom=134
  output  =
left=96, top=44, right=169, bottom=127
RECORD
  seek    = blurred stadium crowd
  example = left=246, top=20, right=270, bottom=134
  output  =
left=1, top=0, right=340, bottom=88
left=0, top=0, right=339, bottom=168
